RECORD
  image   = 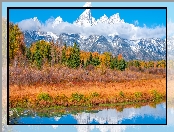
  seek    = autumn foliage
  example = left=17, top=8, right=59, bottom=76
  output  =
left=9, top=23, right=166, bottom=109
left=9, top=23, right=166, bottom=72
left=9, top=79, right=166, bottom=108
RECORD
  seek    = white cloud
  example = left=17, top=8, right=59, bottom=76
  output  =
left=18, top=17, right=41, bottom=31
left=17, top=17, right=166, bottom=40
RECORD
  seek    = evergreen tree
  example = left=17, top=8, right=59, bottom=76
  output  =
left=89, top=52, right=93, bottom=63
left=33, top=42, right=43, bottom=68
left=85, top=52, right=93, bottom=67
left=67, top=42, right=80, bottom=68
left=117, top=59, right=127, bottom=71
left=61, top=43, right=67, bottom=65
left=29, top=40, right=52, bottom=68
left=110, top=57, right=118, bottom=69
left=26, top=47, right=31, bottom=60
left=44, top=44, right=52, bottom=64
left=91, top=56, right=100, bottom=66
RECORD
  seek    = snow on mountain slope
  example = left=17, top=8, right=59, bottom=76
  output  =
left=108, top=13, right=124, bottom=24
left=96, top=14, right=109, bottom=24
left=23, top=29, right=166, bottom=61
left=73, top=2, right=125, bottom=27
left=73, top=2, right=93, bottom=27
left=21, top=2, right=167, bottom=61
left=73, top=8, right=93, bottom=27
left=52, top=16, right=63, bottom=28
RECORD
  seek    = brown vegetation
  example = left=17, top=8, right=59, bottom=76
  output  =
left=9, top=66, right=165, bottom=86
left=9, top=73, right=166, bottom=108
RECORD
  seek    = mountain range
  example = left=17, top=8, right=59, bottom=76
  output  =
left=23, top=30, right=166, bottom=61
left=21, top=2, right=167, bottom=61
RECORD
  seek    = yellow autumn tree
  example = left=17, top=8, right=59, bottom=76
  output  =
left=9, top=23, right=25, bottom=66
left=66, top=46, right=73, bottom=59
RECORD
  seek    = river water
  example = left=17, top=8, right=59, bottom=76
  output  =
left=9, top=102, right=166, bottom=124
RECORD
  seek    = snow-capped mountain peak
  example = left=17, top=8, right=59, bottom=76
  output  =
left=52, top=16, right=63, bottom=28
left=19, top=2, right=167, bottom=61
left=33, top=17, right=39, bottom=22
left=73, top=3, right=125, bottom=27
left=23, top=29, right=166, bottom=61
left=73, top=7, right=92, bottom=27
left=97, top=14, right=109, bottom=24
left=73, top=2, right=93, bottom=27
left=31, top=17, right=41, bottom=30
left=109, top=13, right=124, bottom=24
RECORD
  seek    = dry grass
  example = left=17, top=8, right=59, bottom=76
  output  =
left=9, top=78, right=166, bottom=108
left=9, top=66, right=166, bottom=108
left=10, top=78, right=166, bottom=97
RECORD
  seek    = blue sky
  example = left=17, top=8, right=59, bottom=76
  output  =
left=7, top=5, right=167, bottom=40
left=92, top=9, right=166, bottom=28
left=9, top=8, right=166, bottom=28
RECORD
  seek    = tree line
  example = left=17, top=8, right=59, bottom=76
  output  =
left=9, top=23, right=166, bottom=71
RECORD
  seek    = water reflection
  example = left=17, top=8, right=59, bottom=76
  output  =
left=73, top=103, right=166, bottom=124
left=10, top=103, right=166, bottom=124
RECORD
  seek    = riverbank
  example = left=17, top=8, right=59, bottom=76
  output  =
left=9, top=78, right=166, bottom=109
left=9, top=100, right=166, bottom=120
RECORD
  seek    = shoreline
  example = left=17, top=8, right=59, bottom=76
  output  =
left=9, top=78, right=166, bottom=108
left=9, top=100, right=166, bottom=119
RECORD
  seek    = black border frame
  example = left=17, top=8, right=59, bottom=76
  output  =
left=7, top=6, right=167, bottom=125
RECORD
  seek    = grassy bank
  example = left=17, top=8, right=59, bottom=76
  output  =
left=9, top=78, right=166, bottom=109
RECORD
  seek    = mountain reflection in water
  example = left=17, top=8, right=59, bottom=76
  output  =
left=10, top=103, right=166, bottom=124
